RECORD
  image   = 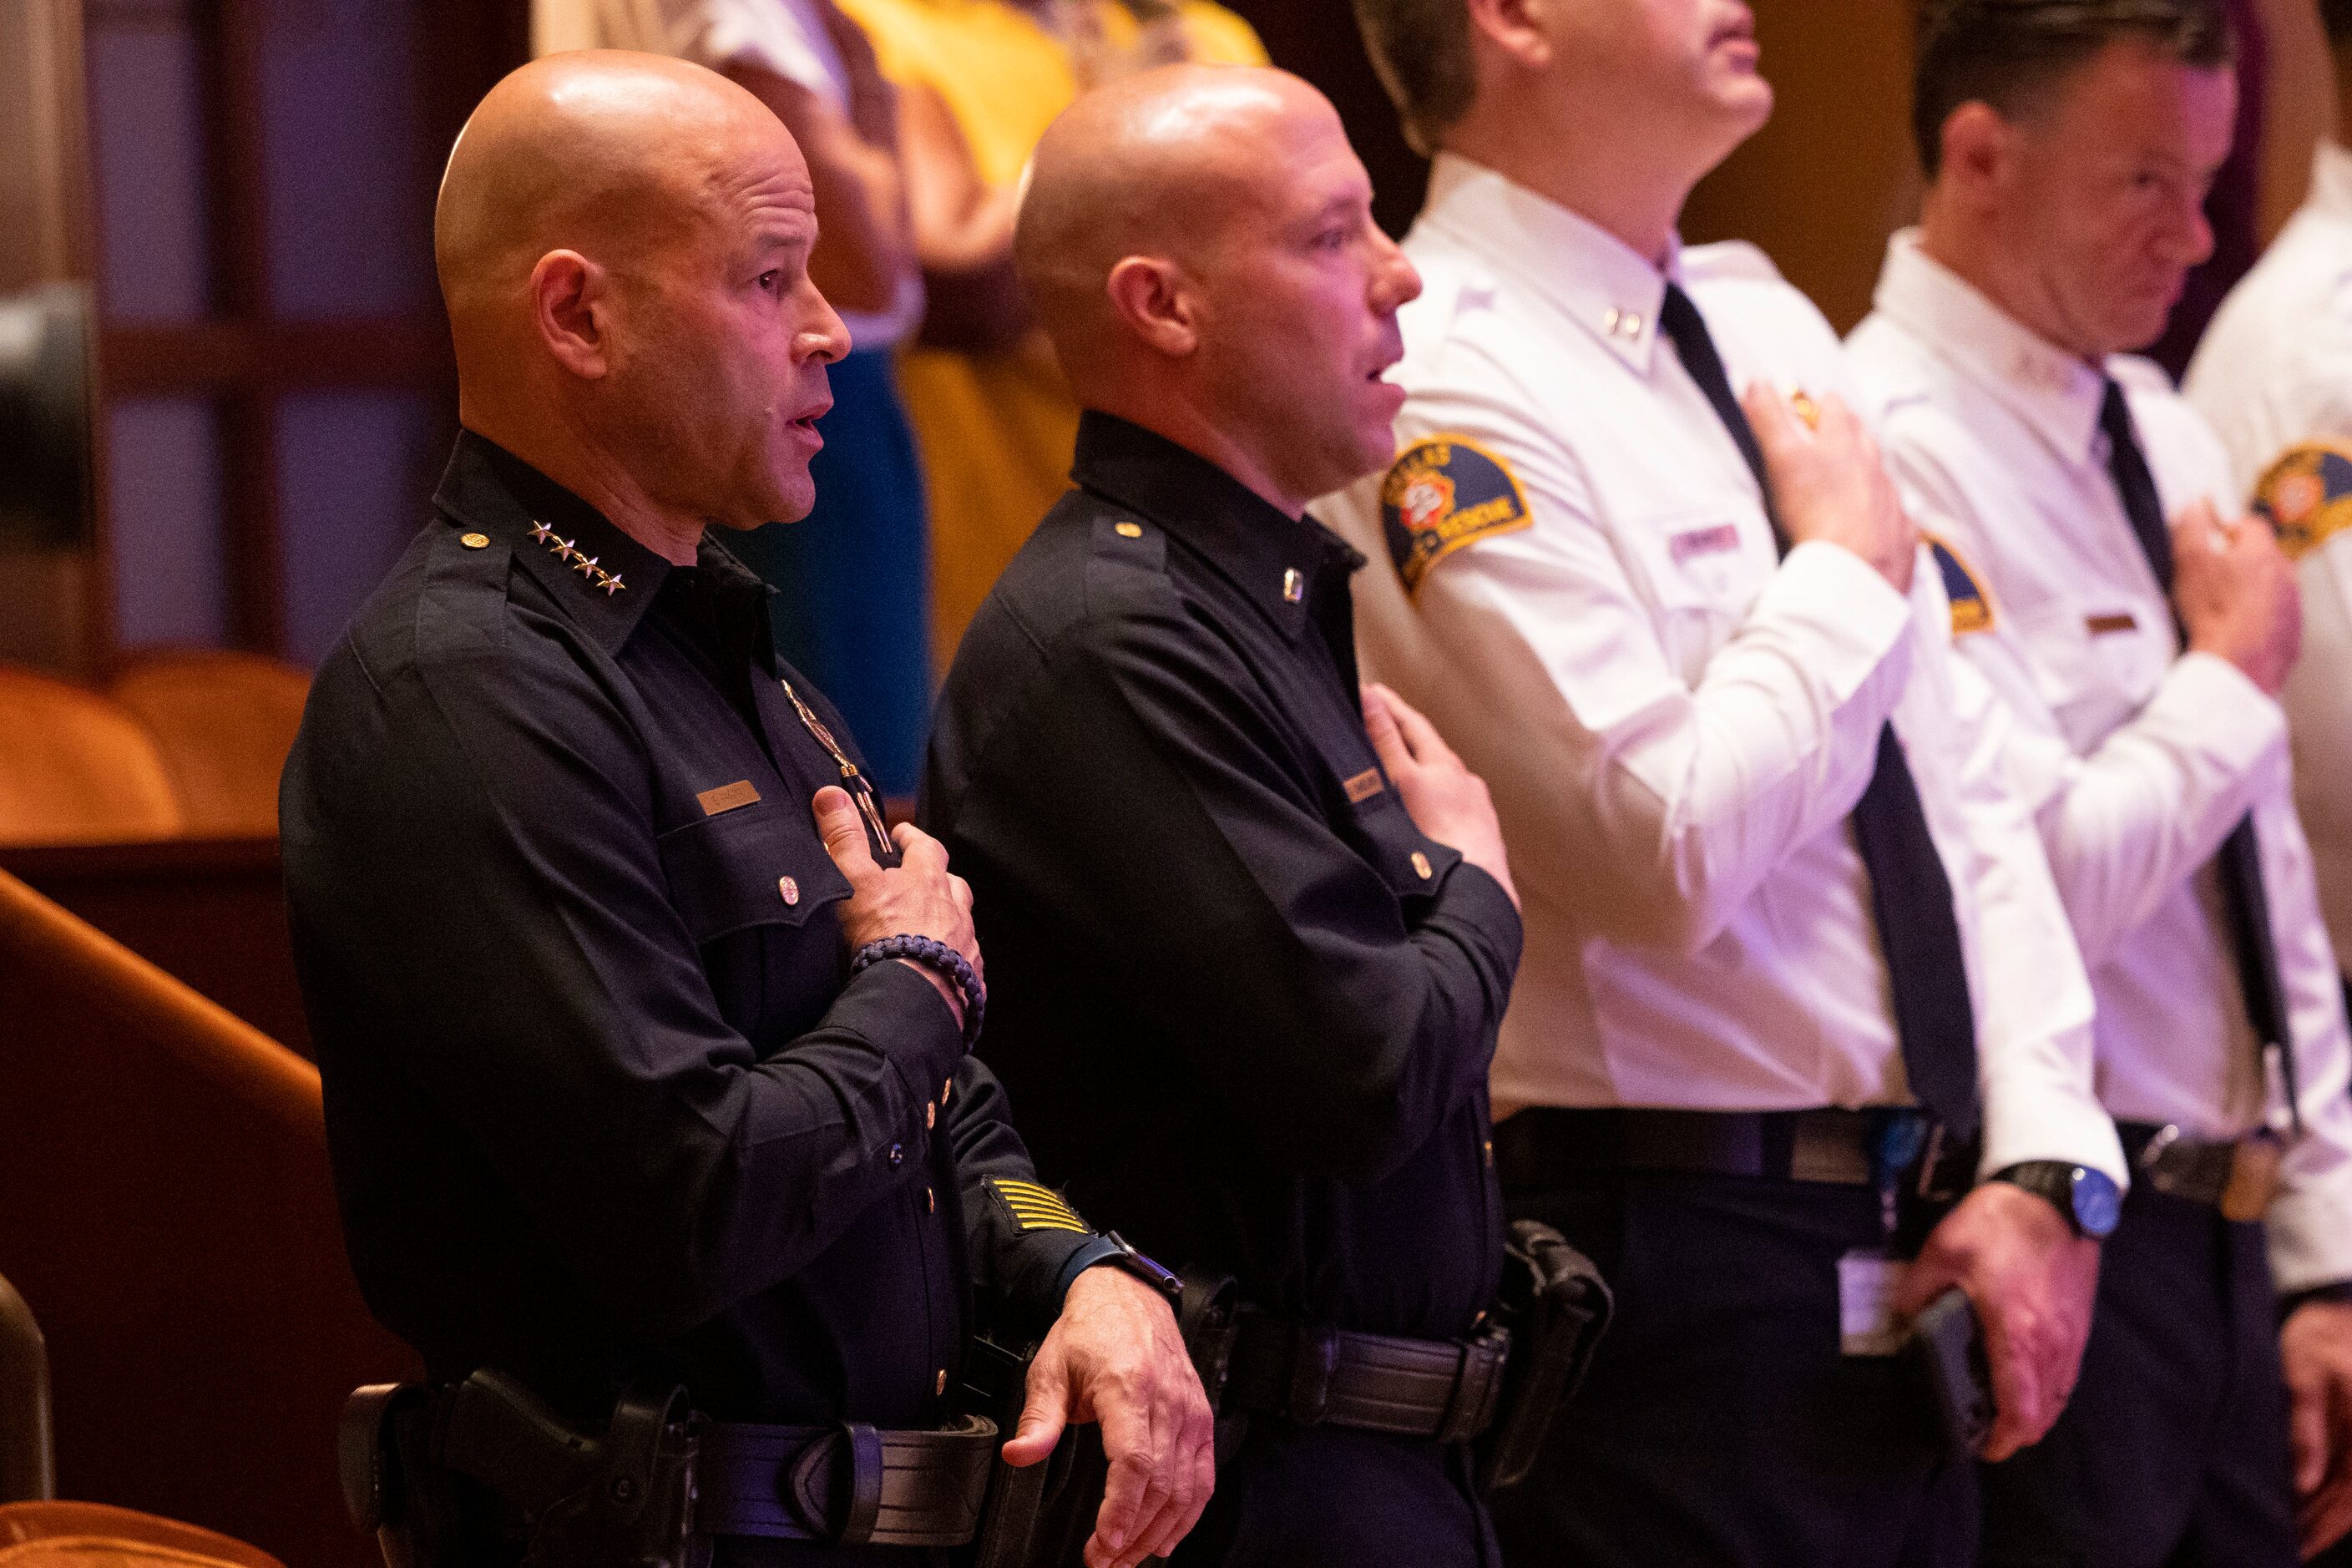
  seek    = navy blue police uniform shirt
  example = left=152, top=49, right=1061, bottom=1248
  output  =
left=921, top=412, right=1524, bottom=1342
left=281, top=431, right=1100, bottom=1432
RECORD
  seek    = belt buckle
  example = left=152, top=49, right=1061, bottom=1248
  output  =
left=1434, top=1323, right=1510, bottom=1444
left=2220, top=1130, right=2285, bottom=1223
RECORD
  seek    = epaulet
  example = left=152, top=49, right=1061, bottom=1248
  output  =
left=1376, top=432, right=1532, bottom=594
left=2107, top=355, right=2175, bottom=397
left=2250, top=438, right=2352, bottom=561
left=1088, top=508, right=1166, bottom=564
left=1677, top=240, right=1786, bottom=287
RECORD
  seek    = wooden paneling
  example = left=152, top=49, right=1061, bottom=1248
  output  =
left=0, top=0, right=104, bottom=674
left=0, top=837, right=310, bottom=1056
left=1682, top=1, right=1920, bottom=335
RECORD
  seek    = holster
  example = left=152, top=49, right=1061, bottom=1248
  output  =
left=1474, top=1219, right=1612, bottom=1495
left=960, top=1269, right=1238, bottom=1568
left=340, top=1373, right=706, bottom=1568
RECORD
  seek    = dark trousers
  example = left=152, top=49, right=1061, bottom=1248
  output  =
left=1171, top=1420, right=1496, bottom=1567
left=1490, top=1171, right=1975, bottom=1568
left=1978, top=1186, right=2294, bottom=1568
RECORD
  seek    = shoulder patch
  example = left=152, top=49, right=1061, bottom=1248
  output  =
left=987, top=1177, right=1090, bottom=1235
left=2250, top=441, right=2352, bottom=561
left=1379, top=435, right=1531, bottom=594
left=1925, top=534, right=1995, bottom=635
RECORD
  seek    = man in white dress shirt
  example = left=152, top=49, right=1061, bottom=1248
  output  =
left=1324, top=2, right=2121, bottom=1562
left=1847, top=3, right=2352, bottom=1561
left=2188, top=1, right=2352, bottom=1009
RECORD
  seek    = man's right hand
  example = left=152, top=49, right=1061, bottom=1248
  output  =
left=2175, top=500, right=2302, bottom=695
left=1363, top=683, right=1518, bottom=908
left=1894, top=1180, right=2102, bottom=1462
left=1743, top=384, right=1918, bottom=594
left=813, top=787, right=981, bottom=1023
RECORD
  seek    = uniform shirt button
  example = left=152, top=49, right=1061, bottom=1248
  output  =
left=942, top=1077, right=953, bottom=1105
left=1483, top=1139, right=1495, bottom=1168
left=935, top=1368, right=948, bottom=1397
left=1411, top=850, right=1434, bottom=880
left=777, top=875, right=799, bottom=906
left=887, top=1142, right=904, bottom=1170
left=925, top=1100, right=937, bottom=1130
left=927, top=1186, right=936, bottom=1213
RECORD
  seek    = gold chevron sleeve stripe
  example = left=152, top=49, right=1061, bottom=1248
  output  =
left=988, top=1177, right=1091, bottom=1233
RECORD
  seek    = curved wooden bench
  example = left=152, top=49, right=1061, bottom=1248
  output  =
left=0, top=671, right=179, bottom=847
left=0, top=869, right=414, bottom=1568
left=104, top=654, right=310, bottom=840
left=0, top=1501, right=284, bottom=1568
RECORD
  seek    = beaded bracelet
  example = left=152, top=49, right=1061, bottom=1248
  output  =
left=850, top=933, right=984, bottom=1049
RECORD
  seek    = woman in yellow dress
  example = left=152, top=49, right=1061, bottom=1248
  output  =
left=837, top=0, right=1266, bottom=669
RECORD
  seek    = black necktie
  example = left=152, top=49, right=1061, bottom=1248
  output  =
left=1657, top=284, right=1981, bottom=1137
left=2098, top=378, right=2302, bottom=1130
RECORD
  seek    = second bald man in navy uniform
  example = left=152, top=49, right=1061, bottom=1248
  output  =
left=921, top=67, right=1526, bottom=1568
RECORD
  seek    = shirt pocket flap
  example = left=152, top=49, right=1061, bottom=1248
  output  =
left=657, top=804, right=851, bottom=943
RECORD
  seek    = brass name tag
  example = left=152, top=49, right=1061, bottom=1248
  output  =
left=696, top=780, right=761, bottom=817
left=1343, top=768, right=1386, bottom=804
left=2085, top=612, right=2139, bottom=636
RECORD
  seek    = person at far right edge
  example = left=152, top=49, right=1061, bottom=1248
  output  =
left=1325, top=2, right=2122, bottom=1565
left=2187, top=3, right=2352, bottom=1032
left=1846, top=3, right=2352, bottom=1562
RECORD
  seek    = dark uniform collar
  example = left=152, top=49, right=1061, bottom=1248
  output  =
left=1070, top=410, right=1365, bottom=642
left=433, top=429, right=776, bottom=665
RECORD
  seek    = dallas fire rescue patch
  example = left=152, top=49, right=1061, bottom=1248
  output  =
left=1380, top=436, right=1531, bottom=594
left=1925, top=534, right=1994, bottom=635
left=2251, top=442, right=2352, bottom=561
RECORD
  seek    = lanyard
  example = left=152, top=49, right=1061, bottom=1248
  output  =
left=777, top=675, right=894, bottom=860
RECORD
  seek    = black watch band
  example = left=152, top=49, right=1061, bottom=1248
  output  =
left=1987, top=1161, right=2122, bottom=1240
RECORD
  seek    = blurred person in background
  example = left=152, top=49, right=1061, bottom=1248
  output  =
left=2189, top=0, right=2352, bottom=989
left=836, top=0, right=1265, bottom=669
left=535, top=0, right=934, bottom=794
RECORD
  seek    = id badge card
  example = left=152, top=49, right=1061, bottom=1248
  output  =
left=1839, top=1249, right=1908, bottom=1357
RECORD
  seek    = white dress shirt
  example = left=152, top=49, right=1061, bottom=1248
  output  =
left=2187, top=140, right=2352, bottom=980
left=1850, top=230, right=2352, bottom=1290
left=1318, top=154, right=2122, bottom=1186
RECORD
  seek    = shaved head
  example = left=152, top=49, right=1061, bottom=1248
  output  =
left=436, top=52, right=847, bottom=556
left=1016, top=67, right=1315, bottom=353
left=1015, top=64, right=1420, bottom=515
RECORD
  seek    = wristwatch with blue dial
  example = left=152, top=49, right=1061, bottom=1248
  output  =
left=1988, top=1161, right=2122, bottom=1239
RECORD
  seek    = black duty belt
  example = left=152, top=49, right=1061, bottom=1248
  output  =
left=1492, top=1106, right=1976, bottom=1198
left=1218, top=1309, right=1508, bottom=1443
left=2119, top=1119, right=2287, bottom=1223
left=698, top=1416, right=996, bottom=1545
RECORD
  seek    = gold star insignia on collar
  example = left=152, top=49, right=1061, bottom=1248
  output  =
left=528, top=520, right=555, bottom=544
left=595, top=570, right=625, bottom=596
left=553, top=539, right=578, bottom=563
left=571, top=553, right=600, bottom=577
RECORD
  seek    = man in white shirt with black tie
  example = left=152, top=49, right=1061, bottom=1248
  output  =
left=1323, top=2, right=2121, bottom=1561
left=1847, top=3, right=2352, bottom=1561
